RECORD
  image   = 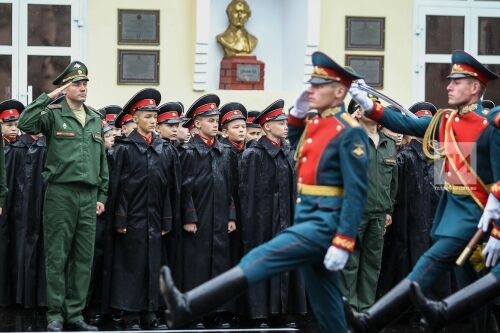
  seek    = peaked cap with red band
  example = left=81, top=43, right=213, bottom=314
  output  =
left=408, top=101, right=437, bottom=118
left=182, top=117, right=195, bottom=130
left=158, top=102, right=184, bottom=124
left=246, top=110, right=261, bottom=128
left=115, top=112, right=133, bottom=128
left=253, top=99, right=287, bottom=126
left=122, top=88, right=161, bottom=117
left=0, top=99, right=24, bottom=122
left=99, top=105, right=122, bottom=126
left=219, top=102, right=247, bottom=129
left=309, top=51, right=363, bottom=86
left=186, top=94, right=220, bottom=119
left=447, top=50, right=499, bottom=85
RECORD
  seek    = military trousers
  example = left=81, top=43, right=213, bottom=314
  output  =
left=43, top=182, right=97, bottom=324
left=239, top=228, right=347, bottom=333
left=339, top=213, right=386, bottom=311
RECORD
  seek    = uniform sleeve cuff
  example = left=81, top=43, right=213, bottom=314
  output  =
left=332, top=233, right=356, bottom=253
left=288, top=114, right=306, bottom=127
left=367, top=102, right=384, bottom=122
left=491, top=222, right=500, bottom=240
left=97, top=192, right=107, bottom=204
left=491, top=182, right=500, bottom=200
left=183, top=208, right=198, bottom=225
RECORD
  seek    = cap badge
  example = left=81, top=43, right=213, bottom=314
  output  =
left=74, top=63, right=81, bottom=69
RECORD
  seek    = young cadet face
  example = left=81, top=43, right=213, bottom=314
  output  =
left=122, top=122, right=137, bottom=137
left=133, top=111, right=157, bottom=135
left=307, top=82, right=347, bottom=111
left=264, top=119, right=288, bottom=139
left=112, top=127, right=122, bottom=137
left=246, top=127, right=262, bottom=141
left=157, top=122, right=179, bottom=141
left=446, top=78, right=482, bottom=107
left=104, top=131, right=115, bottom=150
left=177, top=126, right=191, bottom=143
left=222, top=119, right=246, bottom=143
left=1, top=120, right=18, bottom=139
left=195, top=115, right=219, bottom=138
left=63, top=80, right=87, bottom=104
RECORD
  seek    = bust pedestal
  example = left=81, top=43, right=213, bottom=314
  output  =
left=219, top=55, right=265, bottom=90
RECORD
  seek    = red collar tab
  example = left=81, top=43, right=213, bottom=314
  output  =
left=259, top=109, right=284, bottom=125
left=199, top=134, right=215, bottom=146
left=221, top=110, right=243, bottom=124
left=194, top=103, right=218, bottom=117
left=312, top=66, right=353, bottom=87
left=119, top=114, right=133, bottom=127
left=3, top=134, right=16, bottom=143
left=231, top=140, right=245, bottom=151
left=140, top=133, right=152, bottom=145
left=158, top=111, right=180, bottom=123
left=415, top=110, right=433, bottom=117
left=105, top=114, right=117, bottom=122
left=0, top=109, right=20, bottom=120
left=450, top=63, right=489, bottom=85
left=131, top=99, right=157, bottom=115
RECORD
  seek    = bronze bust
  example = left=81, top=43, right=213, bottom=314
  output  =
left=217, top=0, right=257, bottom=57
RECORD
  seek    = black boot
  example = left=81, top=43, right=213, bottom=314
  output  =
left=160, top=265, right=248, bottom=328
left=410, top=273, right=500, bottom=330
left=343, top=278, right=412, bottom=333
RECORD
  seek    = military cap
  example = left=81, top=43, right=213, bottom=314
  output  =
left=447, top=50, right=499, bottom=85
left=186, top=94, right=220, bottom=119
left=309, top=51, right=363, bottom=86
left=348, top=94, right=380, bottom=114
left=408, top=101, right=437, bottom=118
left=246, top=111, right=261, bottom=128
left=100, top=105, right=122, bottom=126
left=115, top=111, right=133, bottom=128
left=219, top=102, right=247, bottom=128
left=0, top=99, right=24, bottom=122
left=53, top=61, right=89, bottom=85
left=253, top=100, right=287, bottom=126
left=101, top=119, right=113, bottom=134
left=482, top=99, right=495, bottom=110
left=123, top=88, right=161, bottom=116
left=182, top=118, right=195, bottom=130
left=158, top=102, right=184, bottom=125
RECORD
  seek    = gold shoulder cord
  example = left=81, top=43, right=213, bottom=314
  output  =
left=422, top=108, right=455, bottom=160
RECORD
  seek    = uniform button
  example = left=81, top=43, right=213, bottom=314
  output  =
left=302, top=157, right=307, bottom=162
left=298, top=177, right=303, bottom=182
left=307, top=138, right=313, bottom=144
left=445, top=114, right=450, bottom=119
left=296, top=197, right=302, bottom=204
left=455, top=117, right=459, bottom=122
left=483, top=119, right=488, bottom=126
left=314, top=119, right=319, bottom=124
left=447, top=171, right=452, bottom=177
left=336, top=125, right=342, bottom=131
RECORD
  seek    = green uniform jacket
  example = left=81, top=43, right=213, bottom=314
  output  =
left=364, top=131, right=398, bottom=215
left=18, top=93, right=108, bottom=203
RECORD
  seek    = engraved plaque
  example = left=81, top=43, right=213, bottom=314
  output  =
left=118, top=9, right=159, bottom=44
left=346, top=55, right=384, bottom=88
left=118, top=50, right=159, bottom=84
left=346, top=17, right=385, bottom=50
left=237, top=64, right=260, bottom=82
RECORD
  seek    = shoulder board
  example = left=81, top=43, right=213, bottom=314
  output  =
left=487, top=107, right=500, bottom=128
left=47, top=104, right=62, bottom=109
left=340, top=112, right=360, bottom=128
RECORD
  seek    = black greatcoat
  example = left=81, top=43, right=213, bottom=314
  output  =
left=377, top=140, right=449, bottom=297
left=180, top=136, right=236, bottom=292
left=106, top=130, right=179, bottom=312
left=239, top=136, right=307, bottom=319
left=20, top=135, right=47, bottom=308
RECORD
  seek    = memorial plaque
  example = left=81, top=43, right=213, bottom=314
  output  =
left=346, top=55, right=384, bottom=88
left=346, top=17, right=385, bottom=50
left=118, top=9, right=159, bottom=45
left=118, top=50, right=159, bottom=84
left=236, top=64, right=260, bottom=82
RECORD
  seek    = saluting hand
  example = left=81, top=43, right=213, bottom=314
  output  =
left=47, top=82, right=71, bottom=100
left=184, top=223, right=197, bottom=234
left=228, top=221, right=237, bottom=233
left=96, top=202, right=105, bottom=215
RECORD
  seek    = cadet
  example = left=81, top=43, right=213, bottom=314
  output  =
left=345, top=50, right=500, bottom=332
left=160, top=51, right=369, bottom=333
left=340, top=97, right=398, bottom=311
left=1, top=100, right=21, bottom=145
left=101, top=105, right=122, bottom=138
left=115, top=110, right=137, bottom=138
left=219, top=102, right=247, bottom=154
left=17, top=61, right=109, bottom=332
left=157, top=102, right=183, bottom=142
left=245, top=110, right=262, bottom=142
left=239, top=100, right=307, bottom=327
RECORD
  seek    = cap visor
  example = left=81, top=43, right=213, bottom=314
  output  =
left=308, top=77, right=334, bottom=85
left=71, top=76, right=89, bottom=83
left=446, top=73, right=473, bottom=80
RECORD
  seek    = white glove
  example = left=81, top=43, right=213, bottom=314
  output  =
left=478, top=194, right=500, bottom=232
left=290, top=89, right=309, bottom=119
left=349, top=83, right=374, bottom=112
left=482, top=236, right=500, bottom=267
left=323, top=246, right=350, bottom=271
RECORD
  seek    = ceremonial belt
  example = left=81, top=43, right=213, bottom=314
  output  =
left=444, top=182, right=492, bottom=196
left=298, top=183, right=344, bottom=196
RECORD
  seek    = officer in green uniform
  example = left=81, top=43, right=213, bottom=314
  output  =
left=18, top=61, right=109, bottom=332
left=340, top=98, right=398, bottom=311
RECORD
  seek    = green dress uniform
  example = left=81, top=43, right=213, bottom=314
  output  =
left=17, top=61, right=109, bottom=325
